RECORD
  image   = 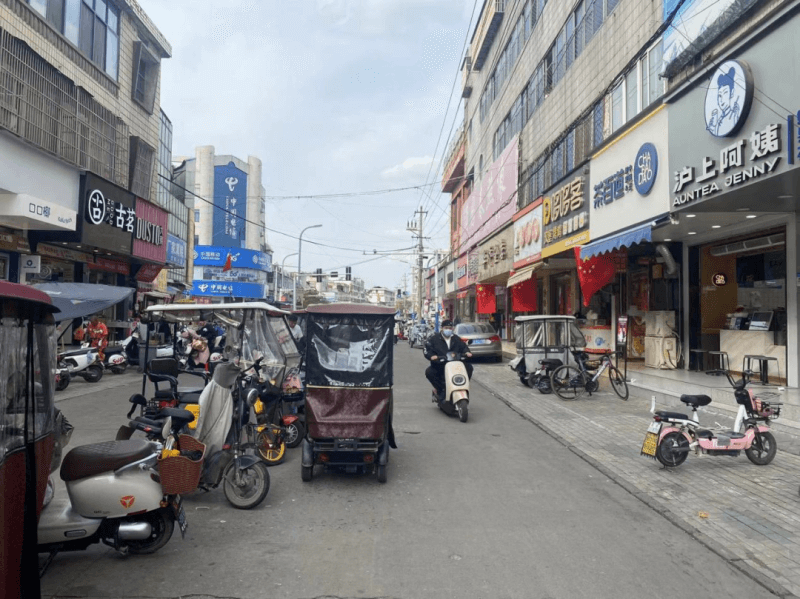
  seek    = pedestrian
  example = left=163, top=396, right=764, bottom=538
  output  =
left=87, top=314, right=109, bottom=361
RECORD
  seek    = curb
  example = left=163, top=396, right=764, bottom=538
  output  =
left=472, top=374, right=799, bottom=599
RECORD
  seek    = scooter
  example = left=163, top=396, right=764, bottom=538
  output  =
left=57, top=346, right=104, bottom=383
left=642, top=369, right=782, bottom=468
left=38, top=412, right=194, bottom=572
left=431, top=351, right=470, bottom=423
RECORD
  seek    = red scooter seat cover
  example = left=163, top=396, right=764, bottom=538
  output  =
left=306, top=387, right=391, bottom=441
left=60, top=440, right=152, bottom=481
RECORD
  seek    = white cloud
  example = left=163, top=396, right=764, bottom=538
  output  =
left=381, top=156, right=435, bottom=179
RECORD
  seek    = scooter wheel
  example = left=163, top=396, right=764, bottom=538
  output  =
left=284, top=420, right=305, bottom=449
left=456, top=399, right=468, bottom=423
left=256, top=427, right=286, bottom=465
left=55, top=376, right=70, bottom=391
left=656, top=432, right=689, bottom=467
left=377, top=464, right=387, bottom=483
left=520, top=375, right=530, bottom=387
left=301, top=464, right=313, bottom=482
left=111, top=364, right=128, bottom=375
left=745, top=431, right=777, bottom=465
left=82, top=364, right=103, bottom=383
left=126, top=509, right=174, bottom=555
left=223, top=461, right=270, bottom=509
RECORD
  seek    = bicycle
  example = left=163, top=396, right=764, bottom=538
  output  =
left=550, top=349, right=629, bottom=401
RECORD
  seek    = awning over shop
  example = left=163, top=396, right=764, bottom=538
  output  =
left=32, top=282, right=135, bottom=322
left=579, top=222, right=653, bottom=261
left=507, top=262, right=544, bottom=287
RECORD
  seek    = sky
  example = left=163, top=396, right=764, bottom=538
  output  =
left=137, top=0, right=479, bottom=292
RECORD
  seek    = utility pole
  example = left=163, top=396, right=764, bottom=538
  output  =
left=407, top=206, right=426, bottom=321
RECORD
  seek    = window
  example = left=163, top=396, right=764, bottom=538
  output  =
left=575, top=1, right=585, bottom=57
left=643, top=40, right=664, bottom=107
left=566, top=14, right=575, bottom=70
left=194, top=235, right=199, bottom=247
left=592, top=101, right=605, bottom=148
left=625, top=67, right=638, bottom=122
left=194, top=209, right=200, bottom=223
left=611, top=81, right=624, bottom=132
left=131, top=41, right=160, bottom=114
left=27, top=0, right=119, bottom=79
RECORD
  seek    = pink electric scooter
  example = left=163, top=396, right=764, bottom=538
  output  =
left=641, top=369, right=782, bottom=468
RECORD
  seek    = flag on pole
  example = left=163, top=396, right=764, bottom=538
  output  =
left=476, top=283, right=496, bottom=314
left=574, top=247, right=615, bottom=307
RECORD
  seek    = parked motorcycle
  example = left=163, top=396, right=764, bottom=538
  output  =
left=431, top=351, right=470, bottom=423
left=57, top=346, right=104, bottom=384
left=38, top=411, right=196, bottom=571
left=642, top=369, right=782, bottom=468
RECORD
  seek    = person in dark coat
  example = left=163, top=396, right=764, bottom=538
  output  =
left=423, top=319, right=473, bottom=398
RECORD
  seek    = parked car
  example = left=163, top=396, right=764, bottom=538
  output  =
left=454, top=322, right=503, bottom=362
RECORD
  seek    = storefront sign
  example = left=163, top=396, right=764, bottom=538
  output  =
left=166, top=234, right=187, bottom=267
left=193, top=245, right=271, bottom=272
left=712, top=273, right=728, bottom=286
left=0, top=232, right=30, bottom=253
left=481, top=240, right=507, bottom=268
left=590, top=108, right=669, bottom=239
left=542, top=175, right=591, bottom=258
left=213, top=162, right=248, bottom=247
left=201, top=266, right=266, bottom=282
left=190, top=280, right=265, bottom=298
left=467, top=248, right=480, bottom=285
left=82, top=173, right=136, bottom=255
left=513, top=199, right=543, bottom=268
left=0, top=194, right=77, bottom=231
left=136, top=263, right=163, bottom=283
left=460, top=135, right=519, bottom=253
left=456, top=254, right=468, bottom=288
left=89, top=256, right=130, bottom=275
left=132, top=199, right=167, bottom=263
left=703, top=60, right=753, bottom=138
left=36, top=243, right=91, bottom=263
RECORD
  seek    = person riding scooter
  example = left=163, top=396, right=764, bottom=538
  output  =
left=423, top=320, right=472, bottom=400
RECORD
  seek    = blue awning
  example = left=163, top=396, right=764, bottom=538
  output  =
left=580, top=223, right=652, bottom=260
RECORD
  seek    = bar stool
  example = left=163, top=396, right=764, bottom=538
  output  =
left=743, top=355, right=781, bottom=385
left=689, top=349, right=707, bottom=371
left=706, top=350, right=729, bottom=372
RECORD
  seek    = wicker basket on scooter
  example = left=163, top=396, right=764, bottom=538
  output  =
left=157, top=435, right=206, bottom=495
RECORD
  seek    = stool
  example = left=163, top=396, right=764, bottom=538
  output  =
left=689, top=349, right=707, bottom=371
left=706, top=350, right=729, bottom=372
left=743, top=355, right=780, bottom=385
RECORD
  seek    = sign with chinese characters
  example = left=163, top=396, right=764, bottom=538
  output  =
left=712, top=273, right=727, bottom=287
left=136, top=263, right=163, bottom=283
left=0, top=193, right=77, bottom=231
left=190, top=280, right=265, bottom=299
left=541, top=175, right=590, bottom=258
left=456, top=254, right=468, bottom=289
left=81, top=173, right=136, bottom=255
left=88, top=256, right=130, bottom=275
left=479, top=225, right=513, bottom=281
left=132, top=199, right=167, bottom=263
left=166, top=234, right=187, bottom=267
left=590, top=107, right=669, bottom=240
left=467, top=248, right=480, bottom=285
left=0, top=232, right=30, bottom=253
left=213, top=162, right=248, bottom=247
left=193, top=245, right=271, bottom=272
left=36, top=243, right=91, bottom=263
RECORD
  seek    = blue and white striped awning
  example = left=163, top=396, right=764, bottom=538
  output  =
left=580, top=223, right=653, bottom=260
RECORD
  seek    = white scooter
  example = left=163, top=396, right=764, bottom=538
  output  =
left=57, top=345, right=104, bottom=384
left=431, top=351, right=471, bottom=423
left=38, top=412, right=193, bottom=571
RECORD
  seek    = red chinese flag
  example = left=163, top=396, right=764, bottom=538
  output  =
left=512, top=276, right=537, bottom=312
left=476, top=283, right=496, bottom=314
left=222, top=252, right=233, bottom=272
left=574, top=247, right=616, bottom=307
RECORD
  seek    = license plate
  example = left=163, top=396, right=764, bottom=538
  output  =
left=641, top=432, right=659, bottom=457
left=473, top=339, right=489, bottom=345
left=172, top=496, right=188, bottom=538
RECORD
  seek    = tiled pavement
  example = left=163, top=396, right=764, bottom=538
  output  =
left=473, top=362, right=800, bottom=598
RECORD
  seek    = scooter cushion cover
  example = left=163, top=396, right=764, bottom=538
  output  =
left=60, top=440, right=152, bottom=481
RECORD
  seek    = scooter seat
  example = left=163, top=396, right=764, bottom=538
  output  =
left=60, top=440, right=153, bottom=482
left=105, top=345, right=124, bottom=353
left=655, top=410, right=689, bottom=420
left=60, top=347, right=94, bottom=357
left=680, top=394, right=712, bottom=407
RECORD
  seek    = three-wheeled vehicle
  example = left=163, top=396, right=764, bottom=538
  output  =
left=509, top=315, right=587, bottom=393
left=301, top=303, right=397, bottom=483
left=0, top=282, right=60, bottom=598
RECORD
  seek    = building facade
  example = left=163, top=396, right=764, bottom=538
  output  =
left=0, top=0, right=171, bottom=328
left=173, top=146, right=272, bottom=302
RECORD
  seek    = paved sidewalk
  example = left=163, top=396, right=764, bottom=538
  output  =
left=473, top=362, right=800, bottom=598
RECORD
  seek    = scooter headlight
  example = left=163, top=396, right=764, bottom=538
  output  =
left=452, top=374, right=467, bottom=386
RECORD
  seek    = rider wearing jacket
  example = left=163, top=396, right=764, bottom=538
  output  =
left=423, top=320, right=473, bottom=398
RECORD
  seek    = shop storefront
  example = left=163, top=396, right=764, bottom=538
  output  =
left=443, top=260, right=456, bottom=320
left=509, top=199, right=544, bottom=330
left=665, top=20, right=800, bottom=385
left=581, top=106, right=675, bottom=362
left=478, top=224, right=514, bottom=337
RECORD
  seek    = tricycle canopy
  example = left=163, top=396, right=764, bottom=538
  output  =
left=304, top=303, right=395, bottom=388
left=514, top=315, right=586, bottom=351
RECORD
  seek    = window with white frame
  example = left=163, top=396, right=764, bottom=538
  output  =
left=132, top=41, right=160, bottom=114
left=27, top=0, right=119, bottom=80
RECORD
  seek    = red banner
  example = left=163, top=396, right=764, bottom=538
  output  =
left=574, top=247, right=615, bottom=307
left=512, top=276, right=537, bottom=312
left=476, top=283, right=496, bottom=314
left=136, top=263, right=163, bottom=282
left=89, top=256, right=130, bottom=275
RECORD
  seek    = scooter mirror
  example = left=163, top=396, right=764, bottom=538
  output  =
left=246, top=388, right=259, bottom=406
left=160, top=416, right=173, bottom=441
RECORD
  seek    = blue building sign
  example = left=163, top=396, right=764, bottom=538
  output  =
left=190, top=281, right=265, bottom=299
left=212, top=162, right=248, bottom=247
left=193, top=245, right=271, bottom=272
left=634, top=143, right=658, bottom=196
left=166, top=234, right=187, bottom=266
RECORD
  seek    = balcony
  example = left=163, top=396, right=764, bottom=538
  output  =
left=461, top=53, right=472, bottom=98
left=441, top=126, right=466, bottom=193
left=470, top=0, right=505, bottom=71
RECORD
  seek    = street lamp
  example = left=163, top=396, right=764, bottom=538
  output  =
left=293, top=224, right=322, bottom=310
left=277, top=252, right=298, bottom=304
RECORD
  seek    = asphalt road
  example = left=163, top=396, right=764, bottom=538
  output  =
left=40, top=347, right=778, bottom=599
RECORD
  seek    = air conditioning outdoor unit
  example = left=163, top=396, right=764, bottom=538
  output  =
left=710, top=233, right=785, bottom=256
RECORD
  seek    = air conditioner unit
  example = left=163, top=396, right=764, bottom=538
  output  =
left=710, top=233, right=785, bottom=256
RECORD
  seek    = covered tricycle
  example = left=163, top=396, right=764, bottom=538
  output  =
left=509, top=315, right=586, bottom=393
left=300, top=303, right=397, bottom=483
